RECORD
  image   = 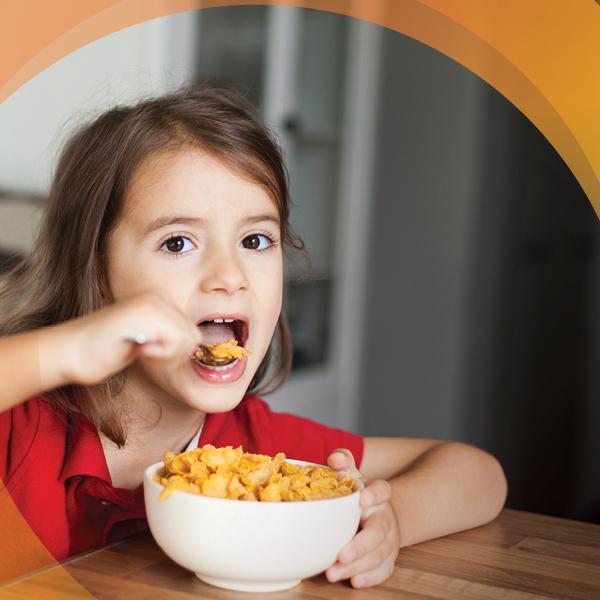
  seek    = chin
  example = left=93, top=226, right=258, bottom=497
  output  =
left=178, top=381, right=250, bottom=414
left=183, top=394, right=246, bottom=415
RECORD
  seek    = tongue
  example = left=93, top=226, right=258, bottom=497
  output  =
left=199, top=322, right=236, bottom=345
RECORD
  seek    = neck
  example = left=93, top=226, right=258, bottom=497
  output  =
left=102, top=366, right=204, bottom=453
left=100, top=368, right=205, bottom=489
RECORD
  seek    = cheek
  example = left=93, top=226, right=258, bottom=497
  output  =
left=251, top=258, right=282, bottom=332
left=106, top=242, right=131, bottom=300
left=107, top=235, right=181, bottom=300
left=108, top=253, right=151, bottom=300
left=105, top=229, right=152, bottom=300
left=263, top=261, right=283, bottom=315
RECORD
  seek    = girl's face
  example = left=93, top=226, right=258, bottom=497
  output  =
left=107, top=148, right=283, bottom=414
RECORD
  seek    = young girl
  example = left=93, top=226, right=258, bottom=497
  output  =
left=0, top=86, right=507, bottom=588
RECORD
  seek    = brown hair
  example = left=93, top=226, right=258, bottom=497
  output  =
left=0, top=85, right=306, bottom=447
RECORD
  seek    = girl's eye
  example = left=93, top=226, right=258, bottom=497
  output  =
left=160, top=235, right=194, bottom=255
left=241, top=234, right=273, bottom=251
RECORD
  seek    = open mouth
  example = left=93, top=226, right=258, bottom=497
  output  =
left=194, top=317, right=249, bottom=368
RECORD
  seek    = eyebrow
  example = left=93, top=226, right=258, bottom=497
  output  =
left=142, top=214, right=281, bottom=237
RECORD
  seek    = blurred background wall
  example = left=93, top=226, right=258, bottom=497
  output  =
left=0, top=6, right=598, bottom=523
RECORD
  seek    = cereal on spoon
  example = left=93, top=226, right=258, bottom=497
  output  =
left=194, top=339, right=252, bottom=365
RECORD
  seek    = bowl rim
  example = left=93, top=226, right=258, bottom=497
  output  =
left=144, top=458, right=363, bottom=507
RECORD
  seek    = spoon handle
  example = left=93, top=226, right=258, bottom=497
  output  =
left=123, top=334, right=158, bottom=345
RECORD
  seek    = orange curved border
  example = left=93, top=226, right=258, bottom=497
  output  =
left=0, top=0, right=599, bottom=215
left=0, top=0, right=599, bottom=591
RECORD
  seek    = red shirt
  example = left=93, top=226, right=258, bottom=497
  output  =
left=0, top=395, right=363, bottom=561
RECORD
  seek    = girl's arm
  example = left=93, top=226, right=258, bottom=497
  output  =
left=0, top=291, right=203, bottom=414
left=360, top=437, right=507, bottom=546
left=326, top=438, right=507, bottom=587
left=0, top=327, right=69, bottom=413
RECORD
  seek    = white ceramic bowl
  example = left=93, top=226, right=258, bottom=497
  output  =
left=143, top=459, right=361, bottom=592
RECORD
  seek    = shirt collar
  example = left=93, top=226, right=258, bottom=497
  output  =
left=59, top=411, right=208, bottom=484
left=58, top=412, right=111, bottom=484
left=183, top=419, right=205, bottom=451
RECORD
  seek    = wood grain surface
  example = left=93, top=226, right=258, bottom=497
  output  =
left=1, top=509, right=599, bottom=599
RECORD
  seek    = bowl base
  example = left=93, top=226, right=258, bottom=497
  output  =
left=196, top=574, right=301, bottom=592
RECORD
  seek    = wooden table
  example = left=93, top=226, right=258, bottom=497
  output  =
left=1, top=509, right=599, bottom=599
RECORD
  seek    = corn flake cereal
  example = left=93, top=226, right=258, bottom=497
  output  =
left=154, top=444, right=358, bottom=502
left=194, top=339, right=251, bottom=363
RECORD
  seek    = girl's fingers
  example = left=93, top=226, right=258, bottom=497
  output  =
left=327, top=448, right=362, bottom=479
left=135, top=340, right=170, bottom=358
left=64, top=291, right=204, bottom=385
left=336, top=511, right=389, bottom=565
left=326, top=530, right=392, bottom=583
left=328, top=448, right=354, bottom=469
left=360, top=479, right=392, bottom=508
left=127, top=292, right=200, bottom=346
left=136, top=332, right=197, bottom=360
left=127, top=303, right=202, bottom=361
left=349, top=560, right=396, bottom=589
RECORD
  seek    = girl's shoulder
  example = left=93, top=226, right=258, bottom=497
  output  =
left=236, top=393, right=269, bottom=413
left=224, top=394, right=364, bottom=467
left=1, top=395, right=68, bottom=432
left=1, top=396, right=69, bottom=483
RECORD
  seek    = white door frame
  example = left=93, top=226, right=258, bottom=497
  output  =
left=262, top=12, right=383, bottom=431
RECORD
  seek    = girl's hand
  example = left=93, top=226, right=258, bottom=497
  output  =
left=46, top=291, right=202, bottom=387
left=325, top=448, right=401, bottom=588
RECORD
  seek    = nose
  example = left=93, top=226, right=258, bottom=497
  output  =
left=199, top=246, right=249, bottom=295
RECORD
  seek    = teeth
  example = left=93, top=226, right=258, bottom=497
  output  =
left=203, top=318, right=235, bottom=323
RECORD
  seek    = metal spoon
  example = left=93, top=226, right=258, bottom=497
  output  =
left=124, top=335, right=233, bottom=366
left=123, top=334, right=157, bottom=345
